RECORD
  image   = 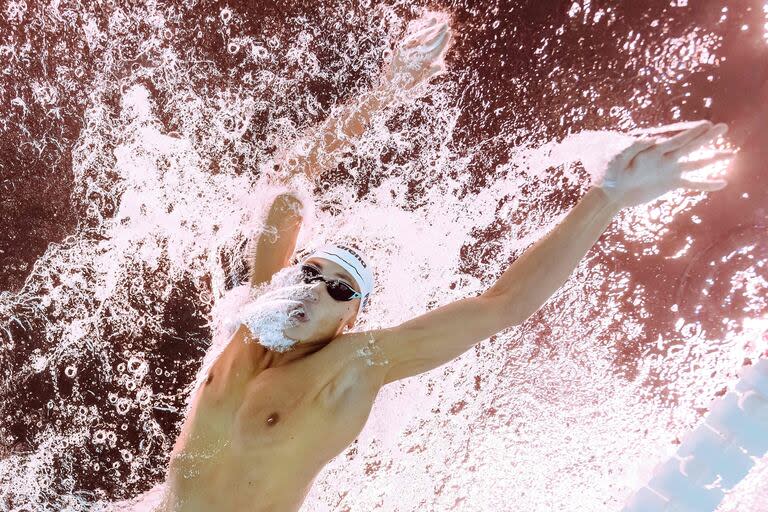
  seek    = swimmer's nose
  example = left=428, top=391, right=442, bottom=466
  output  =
left=306, top=284, right=322, bottom=301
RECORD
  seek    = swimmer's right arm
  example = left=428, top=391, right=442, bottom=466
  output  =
left=272, top=17, right=452, bottom=184
left=247, top=192, right=304, bottom=287
left=247, top=18, right=452, bottom=286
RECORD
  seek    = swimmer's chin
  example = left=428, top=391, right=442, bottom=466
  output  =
left=282, top=322, right=312, bottom=344
left=282, top=323, right=335, bottom=346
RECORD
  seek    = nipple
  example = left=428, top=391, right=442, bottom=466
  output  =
left=266, top=412, right=280, bottom=426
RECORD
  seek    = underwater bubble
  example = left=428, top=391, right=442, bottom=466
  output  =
left=31, top=354, right=48, bottom=372
left=220, top=8, right=232, bottom=24
left=116, top=398, right=131, bottom=415
left=252, top=45, right=268, bottom=60
left=137, top=388, right=151, bottom=404
left=127, top=357, right=140, bottom=373
left=680, top=322, right=702, bottom=339
left=221, top=116, right=235, bottom=131
left=62, top=477, right=74, bottom=490
left=127, top=356, right=147, bottom=376
left=64, top=365, right=77, bottom=378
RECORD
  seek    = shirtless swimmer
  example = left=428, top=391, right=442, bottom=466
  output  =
left=155, top=14, right=733, bottom=512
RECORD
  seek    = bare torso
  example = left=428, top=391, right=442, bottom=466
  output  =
left=156, top=326, right=384, bottom=512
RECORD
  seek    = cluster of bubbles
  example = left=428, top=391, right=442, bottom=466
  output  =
left=236, top=266, right=314, bottom=352
left=0, top=0, right=765, bottom=511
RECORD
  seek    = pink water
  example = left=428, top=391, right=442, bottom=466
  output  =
left=1, top=1, right=766, bottom=511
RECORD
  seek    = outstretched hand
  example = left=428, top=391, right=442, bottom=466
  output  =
left=382, top=16, right=452, bottom=98
left=598, top=121, right=735, bottom=208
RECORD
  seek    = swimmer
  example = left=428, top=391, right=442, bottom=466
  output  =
left=156, top=16, right=734, bottom=512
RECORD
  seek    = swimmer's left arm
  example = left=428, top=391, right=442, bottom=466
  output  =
left=377, top=187, right=622, bottom=385
left=377, top=122, right=733, bottom=385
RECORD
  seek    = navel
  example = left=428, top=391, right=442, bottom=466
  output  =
left=266, top=412, right=280, bottom=426
left=205, top=373, right=214, bottom=385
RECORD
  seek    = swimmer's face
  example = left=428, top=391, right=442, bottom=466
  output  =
left=283, top=257, right=360, bottom=344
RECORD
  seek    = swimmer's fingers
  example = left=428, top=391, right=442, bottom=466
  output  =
left=676, top=177, right=729, bottom=192
left=404, top=20, right=442, bottom=49
left=404, top=30, right=449, bottom=66
left=417, top=17, right=439, bottom=33
left=419, top=19, right=444, bottom=37
left=419, top=23, right=448, bottom=52
left=422, top=29, right=451, bottom=62
left=617, top=137, right=657, bottom=168
left=667, top=123, right=729, bottom=161
left=654, top=120, right=712, bottom=154
left=679, top=150, right=735, bottom=172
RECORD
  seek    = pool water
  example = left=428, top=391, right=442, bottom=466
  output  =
left=0, top=1, right=766, bottom=510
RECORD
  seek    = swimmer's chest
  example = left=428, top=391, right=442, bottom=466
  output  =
left=231, top=345, right=383, bottom=463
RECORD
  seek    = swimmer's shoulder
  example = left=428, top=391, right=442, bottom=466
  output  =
left=203, top=324, right=265, bottom=401
left=306, top=329, right=391, bottom=408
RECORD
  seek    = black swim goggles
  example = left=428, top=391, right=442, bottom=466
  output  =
left=300, top=264, right=363, bottom=302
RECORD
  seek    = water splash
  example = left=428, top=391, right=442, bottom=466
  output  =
left=236, top=266, right=313, bottom=352
left=0, top=0, right=766, bottom=511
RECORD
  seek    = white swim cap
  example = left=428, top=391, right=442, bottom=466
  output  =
left=302, top=244, right=374, bottom=311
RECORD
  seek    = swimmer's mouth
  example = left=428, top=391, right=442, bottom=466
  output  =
left=290, top=304, right=310, bottom=323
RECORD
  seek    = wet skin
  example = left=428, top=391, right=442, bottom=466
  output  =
left=158, top=259, right=388, bottom=512
left=156, top=20, right=456, bottom=508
